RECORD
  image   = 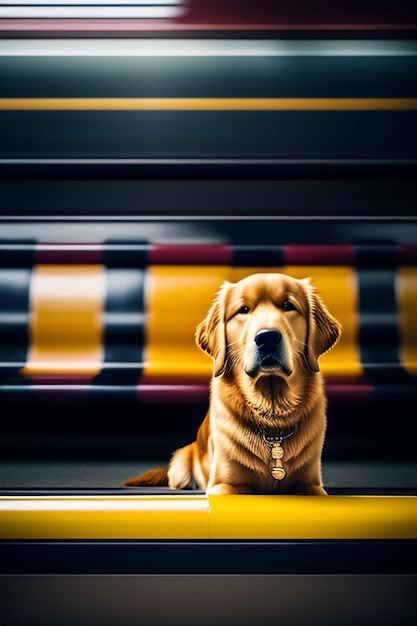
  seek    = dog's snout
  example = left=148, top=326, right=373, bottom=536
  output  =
left=255, top=329, right=282, bottom=350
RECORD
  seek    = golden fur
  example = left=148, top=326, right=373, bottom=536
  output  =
left=124, top=273, right=341, bottom=495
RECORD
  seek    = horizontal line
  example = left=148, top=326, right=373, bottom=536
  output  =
left=1, top=489, right=414, bottom=497
left=1, top=382, right=415, bottom=392
left=1, top=39, right=417, bottom=57
left=1, top=22, right=416, bottom=35
left=2, top=158, right=416, bottom=166
left=0, top=497, right=206, bottom=512
left=0, top=363, right=146, bottom=370
left=1, top=243, right=416, bottom=266
left=1, top=215, right=416, bottom=223
left=6, top=1, right=182, bottom=5
left=1, top=158, right=415, bottom=182
left=1, top=98, right=416, bottom=111
left=0, top=8, right=184, bottom=20
left=1, top=540, right=417, bottom=575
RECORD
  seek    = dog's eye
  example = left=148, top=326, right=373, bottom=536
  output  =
left=282, top=300, right=297, bottom=312
left=237, top=305, right=250, bottom=315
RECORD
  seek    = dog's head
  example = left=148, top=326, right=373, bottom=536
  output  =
left=196, top=273, right=341, bottom=417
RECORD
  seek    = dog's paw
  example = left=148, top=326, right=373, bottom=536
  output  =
left=294, top=483, right=327, bottom=496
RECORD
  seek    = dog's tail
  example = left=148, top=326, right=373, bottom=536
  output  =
left=123, top=468, right=169, bottom=487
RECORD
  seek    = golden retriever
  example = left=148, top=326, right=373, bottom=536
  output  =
left=125, top=273, right=341, bottom=495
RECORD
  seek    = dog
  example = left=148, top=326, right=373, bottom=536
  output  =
left=124, top=273, right=341, bottom=495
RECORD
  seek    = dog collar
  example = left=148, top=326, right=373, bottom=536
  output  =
left=263, top=431, right=294, bottom=481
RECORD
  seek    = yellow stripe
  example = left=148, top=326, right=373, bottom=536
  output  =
left=23, top=265, right=105, bottom=376
left=397, top=267, right=417, bottom=377
left=231, top=266, right=363, bottom=378
left=145, top=265, right=232, bottom=378
left=0, top=495, right=209, bottom=540
left=0, top=495, right=416, bottom=540
left=282, top=266, right=363, bottom=377
left=145, top=266, right=362, bottom=379
left=208, top=495, right=417, bottom=540
left=1, top=98, right=417, bottom=111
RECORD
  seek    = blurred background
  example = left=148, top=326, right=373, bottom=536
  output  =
left=0, top=2, right=417, bottom=623
left=1, top=0, right=416, bottom=479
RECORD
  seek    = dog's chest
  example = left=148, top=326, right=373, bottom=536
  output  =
left=237, top=431, right=297, bottom=487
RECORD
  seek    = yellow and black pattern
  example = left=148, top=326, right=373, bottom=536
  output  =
left=0, top=242, right=416, bottom=402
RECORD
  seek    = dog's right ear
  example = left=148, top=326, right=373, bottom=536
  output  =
left=195, top=281, right=231, bottom=377
left=301, top=278, right=342, bottom=373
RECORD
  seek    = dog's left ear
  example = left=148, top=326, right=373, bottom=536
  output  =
left=301, top=279, right=342, bottom=372
left=195, top=282, right=230, bottom=377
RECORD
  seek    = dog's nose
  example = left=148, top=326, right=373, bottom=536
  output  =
left=255, top=329, right=282, bottom=350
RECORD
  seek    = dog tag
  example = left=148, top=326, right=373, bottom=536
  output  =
left=264, top=431, right=293, bottom=482
left=271, top=466, right=286, bottom=480
left=271, top=443, right=284, bottom=460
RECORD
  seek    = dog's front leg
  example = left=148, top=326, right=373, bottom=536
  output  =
left=292, top=457, right=327, bottom=495
left=294, top=483, right=327, bottom=496
left=206, top=454, right=254, bottom=494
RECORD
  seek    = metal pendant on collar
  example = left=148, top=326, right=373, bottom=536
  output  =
left=264, top=431, right=294, bottom=481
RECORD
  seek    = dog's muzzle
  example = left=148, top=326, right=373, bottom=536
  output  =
left=245, top=329, right=292, bottom=378
left=255, top=329, right=282, bottom=351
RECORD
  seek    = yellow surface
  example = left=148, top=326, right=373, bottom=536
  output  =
left=282, top=266, right=363, bottom=377
left=0, top=495, right=209, bottom=540
left=145, top=266, right=362, bottom=379
left=208, top=495, right=417, bottom=539
left=23, top=265, right=105, bottom=376
left=1, top=98, right=417, bottom=110
left=144, top=265, right=232, bottom=377
left=232, top=266, right=362, bottom=376
left=16, top=264, right=412, bottom=380
left=397, top=267, right=417, bottom=377
left=0, top=495, right=416, bottom=540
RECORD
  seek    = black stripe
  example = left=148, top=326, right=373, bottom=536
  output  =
left=1, top=242, right=417, bottom=267
left=2, top=55, right=416, bottom=100
left=1, top=159, right=416, bottom=181
left=93, top=268, right=145, bottom=386
left=103, top=239, right=148, bottom=267
left=2, top=111, right=416, bottom=161
left=357, top=266, right=414, bottom=384
left=0, top=540, right=415, bottom=575
left=0, top=239, right=36, bottom=266
left=233, top=245, right=285, bottom=266
left=0, top=268, right=31, bottom=382
left=354, top=242, right=400, bottom=267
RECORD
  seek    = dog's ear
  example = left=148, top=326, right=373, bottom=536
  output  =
left=195, top=281, right=231, bottom=377
left=301, top=279, right=342, bottom=373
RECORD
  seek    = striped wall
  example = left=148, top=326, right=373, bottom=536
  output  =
left=1, top=39, right=416, bottom=162
left=1, top=244, right=416, bottom=403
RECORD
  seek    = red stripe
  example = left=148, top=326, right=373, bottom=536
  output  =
left=138, top=377, right=376, bottom=403
left=34, top=244, right=103, bottom=264
left=2, top=0, right=416, bottom=31
left=139, top=382, right=376, bottom=403
left=149, top=244, right=232, bottom=265
left=284, top=245, right=354, bottom=265
left=138, top=374, right=209, bottom=403
left=8, top=380, right=380, bottom=403
left=28, top=374, right=94, bottom=384
left=325, top=383, right=375, bottom=403
left=399, top=244, right=417, bottom=264
left=137, top=384, right=209, bottom=403
left=139, top=374, right=210, bottom=387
